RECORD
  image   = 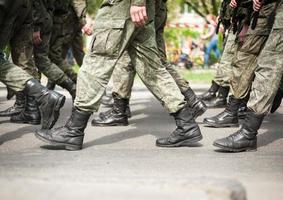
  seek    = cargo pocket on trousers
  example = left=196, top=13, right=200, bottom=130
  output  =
left=90, top=20, right=126, bottom=57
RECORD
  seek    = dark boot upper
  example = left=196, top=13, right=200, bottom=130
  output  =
left=156, top=106, right=201, bottom=145
left=25, top=79, right=65, bottom=129
left=198, top=80, right=219, bottom=100
left=0, top=91, right=25, bottom=117
left=213, top=110, right=265, bottom=151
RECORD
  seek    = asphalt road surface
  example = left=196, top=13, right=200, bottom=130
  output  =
left=0, top=83, right=282, bottom=200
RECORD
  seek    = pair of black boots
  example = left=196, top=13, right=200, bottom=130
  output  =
left=198, top=81, right=229, bottom=108
left=35, top=87, right=207, bottom=150
left=0, top=79, right=65, bottom=129
left=92, top=88, right=207, bottom=127
left=0, top=78, right=76, bottom=124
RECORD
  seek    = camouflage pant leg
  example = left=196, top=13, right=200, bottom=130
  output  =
left=112, top=52, right=136, bottom=99
left=214, top=32, right=237, bottom=87
left=248, top=2, right=283, bottom=114
left=128, top=22, right=186, bottom=113
left=49, top=23, right=77, bottom=82
left=75, top=21, right=186, bottom=113
left=34, top=33, right=68, bottom=84
left=9, top=23, right=40, bottom=80
left=71, top=29, right=85, bottom=67
left=0, top=52, right=32, bottom=92
left=164, top=62, right=189, bottom=93
left=155, top=0, right=189, bottom=92
left=230, top=3, right=277, bottom=99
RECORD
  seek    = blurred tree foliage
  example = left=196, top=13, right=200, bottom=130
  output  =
left=167, top=0, right=222, bottom=21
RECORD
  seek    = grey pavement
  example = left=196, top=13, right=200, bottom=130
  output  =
left=0, top=82, right=282, bottom=200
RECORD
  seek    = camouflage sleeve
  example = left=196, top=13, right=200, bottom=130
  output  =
left=131, top=0, right=146, bottom=6
left=73, top=0, right=87, bottom=27
left=32, top=0, right=44, bottom=32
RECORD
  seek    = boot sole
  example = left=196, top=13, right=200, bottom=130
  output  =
left=156, top=135, right=203, bottom=147
left=204, top=120, right=239, bottom=128
left=46, top=95, right=66, bottom=129
left=0, top=111, right=24, bottom=117
left=213, top=142, right=257, bottom=152
left=91, top=121, right=129, bottom=127
left=10, top=118, right=41, bottom=125
left=34, top=132, right=82, bottom=151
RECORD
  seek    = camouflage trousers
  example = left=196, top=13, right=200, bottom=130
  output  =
left=49, top=13, right=83, bottom=82
left=0, top=52, right=32, bottom=92
left=248, top=1, right=283, bottom=114
left=34, top=32, right=69, bottom=84
left=112, top=0, right=189, bottom=99
left=75, top=19, right=186, bottom=114
left=10, top=23, right=40, bottom=80
left=214, top=31, right=236, bottom=87
left=230, top=2, right=277, bottom=99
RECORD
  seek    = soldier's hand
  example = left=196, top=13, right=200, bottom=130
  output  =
left=33, top=31, right=42, bottom=45
left=253, top=0, right=263, bottom=11
left=230, top=0, right=238, bottom=8
left=82, top=24, right=93, bottom=36
left=130, top=6, right=148, bottom=27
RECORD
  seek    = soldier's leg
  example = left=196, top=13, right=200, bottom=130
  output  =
left=0, top=22, right=39, bottom=117
left=49, top=23, right=77, bottom=82
left=35, top=1, right=201, bottom=150
left=214, top=2, right=283, bottom=152
left=34, top=33, right=76, bottom=99
left=0, top=52, right=66, bottom=129
left=204, top=3, right=276, bottom=127
left=200, top=32, right=237, bottom=106
left=71, top=29, right=85, bottom=67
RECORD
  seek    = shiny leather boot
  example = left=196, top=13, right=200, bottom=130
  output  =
left=0, top=91, right=25, bottom=117
left=182, top=87, right=207, bottom=118
left=59, top=78, right=76, bottom=101
left=204, top=96, right=241, bottom=127
left=205, top=86, right=229, bottom=108
left=213, top=111, right=264, bottom=152
left=35, top=107, right=91, bottom=151
left=92, top=93, right=129, bottom=126
left=156, top=106, right=202, bottom=147
left=198, top=80, right=219, bottom=101
left=25, top=79, right=66, bottom=129
left=10, top=96, right=41, bottom=125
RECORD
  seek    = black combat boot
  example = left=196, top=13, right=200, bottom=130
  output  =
left=213, top=111, right=264, bottom=152
left=25, top=79, right=66, bottom=129
left=198, top=80, right=219, bottom=101
left=100, top=94, right=114, bottom=107
left=46, top=80, right=56, bottom=90
left=204, top=96, right=241, bottom=127
left=92, top=93, right=129, bottom=126
left=0, top=91, right=25, bottom=117
left=205, top=86, right=229, bottom=108
left=59, top=78, right=76, bottom=100
left=182, top=87, right=207, bottom=118
left=156, top=106, right=203, bottom=147
left=271, top=87, right=283, bottom=113
left=238, top=101, right=248, bottom=119
left=35, top=107, right=91, bottom=151
left=10, top=96, right=41, bottom=125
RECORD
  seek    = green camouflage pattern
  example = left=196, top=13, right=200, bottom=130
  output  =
left=248, top=1, right=283, bottom=114
left=230, top=2, right=277, bottom=99
left=112, top=0, right=189, bottom=99
left=214, top=31, right=237, bottom=87
left=74, top=0, right=186, bottom=113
